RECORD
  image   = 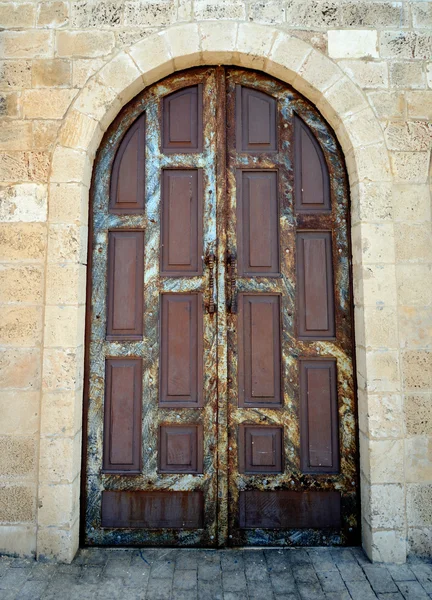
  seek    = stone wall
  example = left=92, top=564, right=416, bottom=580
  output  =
left=0, top=0, right=431, bottom=563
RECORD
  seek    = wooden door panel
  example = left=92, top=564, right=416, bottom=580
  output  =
left=296, top=231, right=335, bottom=338
left=161, top=169, right=203, bottom=275
left=238, top=425, right=283, bottom=474
left=103, top=358, right=142, bottom=473
left=237, top=171, right=279, bottom=276
left=106, top=230, right=144, bottom=340
left=163, top=85, right=203, bottom=152
left=159, top=424, right=203, bottom=473
left=236, top=86, right=277, bottom=152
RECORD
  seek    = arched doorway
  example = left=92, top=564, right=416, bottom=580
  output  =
left=83, top=66, right=358, bottom=548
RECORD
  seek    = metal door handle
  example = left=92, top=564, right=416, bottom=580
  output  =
left=206, top=253, right=216, bottom=314
left=228, top=253, right=237, bottom=314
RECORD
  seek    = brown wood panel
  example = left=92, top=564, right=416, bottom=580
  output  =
left=101, top=490, right=204, bottom=528
left=161, top=170, right=203, bottom=275
left=163, top=85, right=203, bottom=152
left=300, top=359, right=339, bottom=474
left=239, top=491, right=341, bottom=529
left=294, top=115, right=330, bottom=212
left=160, top=293, right=203, bottom=407
left=296, top=231, right=335, bottom=338
left=237, top=171, right=279, bottom=276
left=159, top=424, right=203, bottom=473
left=238, top=295, right=282, bottom=407
left=103, top=358, right=142, bottom=473
left=110, top=114, right=145, bottom=213
left=106, top=230, right=144, bottom=340
left=238, top=425, right=283, bottom=474
left=236, top=85, right=277, bottom=152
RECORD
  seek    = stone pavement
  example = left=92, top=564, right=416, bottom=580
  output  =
left=1, top=547, right=432, bottom=600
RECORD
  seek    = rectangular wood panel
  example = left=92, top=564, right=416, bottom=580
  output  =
left=101, top=491, right=204, bottom=528
left=297, top=231, right=335, bottom=338
left=239, top=425, right=283, bottom=474
left=236, top=85, right=277, bottom=152
left=237, top=171, right=279, bottom=276
left=163, top=85, right=203, bottom=153
left=160, top=294, right=203, bottom=407
left=161, top=170, right=202, bottom=275
left=238, top=295, right=282, bottom=407
left=103, top=359, right=142, bottom=473
left=159, top=424, right=203, bottom=473
left=106, top=231, right=144, bottom=340
left=300, top=360, right=339, bottom=474
left=239, top=491, right=341, bottom=529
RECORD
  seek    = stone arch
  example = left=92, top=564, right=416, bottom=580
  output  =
left=41, top=22, right=400, bottom=563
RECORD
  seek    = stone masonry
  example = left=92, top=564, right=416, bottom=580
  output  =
left=0, top=0, right=431, bottom=564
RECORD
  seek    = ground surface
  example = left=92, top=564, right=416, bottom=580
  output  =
left=1, top=547, right=432, bottom=599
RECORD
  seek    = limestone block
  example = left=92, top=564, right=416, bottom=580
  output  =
left=32, top=121, right=61, bottom=152
left=328, top=30, right=378, bottom=59
left=365, top=350, right=401, bottom=393
left=32, top=59, right=71, bottom=88
left=351, top=182, right=393, bottom=223
left=124, top=0, right=176, bottom=27
left=397, top=265, right=432, bottom=307
left=0, top=92, right=20, bottom=118
left=385, top=121, right=432, bottom=152
left=194, top=0, right=245, bottom=20
left=0, top=223, right=46, bottom=262
left=340, top=2, right=407, bottom=29
left=37, top=2, right=69, bottom=28
left=45, top=264, right=86, bottom=305
left=38, top=480, right=79, bottom=528
left=47, top=224, right=87, bottom=263
left=349, top=144, right=392, bottom=184
left=427, top=63, right=432, bottom=88
left=177, top=0, right=192, bottom=22
left=368, top=529, right=407, bottom=564
left=50, top=147, right=92, bottom=185
left=97, top=51, right=143, bottom=104
left=115, top=28, right=158, bottom=51
left=72, top=58, right=104, bottom=88
left=199, top=21, right=238, bottom=64
left=0, top=121, right=32, bottom=152
left=0, top=265, right=43, bottom=305
left=406, top=394, right=432, bottom=436
left=42, top=348, right=82, bottom=392
left=363, top=305, right=398, bottom=350
left=44, top=305, right=85, bottom=348
left=48, top=183, right=88, bottom=225
left=395, top=223, right=432, bottom=262
left=235, top=22, right=276, bottom=70
left=408, top=528, right=432, bottom=558
left=352, top=223, right=395, bottom=265
left=58, top=112, right=100, bottom=157
left=0, top=60, right=31, bottom=90
left=73, top=79, right=121, bottom=126
left=407, top=91, right=432, bottom=120
left=412, top=3, right=432, bottom=29
left=367, top=393, right=404, bottom=439
left=0, top=31, right=52, bottom=59
left=0, top=525, right=36, bottom=558
left=0, top=485, right=35, bottom=523
left=22, top=89, right=77, bottom=119
left=368, top=90, right=405, bottom=120
left=0, top=152, right=50, bottom=183
left=265, top=33, right=312, bottom=86
left=380, top=31, right=432, bottom=60
left=0, top=184, right=47, bottom=223
left=41, top=391, right=82, bottom=437
left=406, top=440, right=432, bottom=483
left=390, top=61, right=426, bottom=89
left=0, top=436, right=36, bottom=477
left=339, top=60, right=388, bottom=89
left=284, top=0, right=338, bottom=28
left=36, top=522, right=79, bottom=563
left=165, top=24, right=201, bottom=71
left=369, top=484, right=405, bottom=528
left=38, top=434, right=81, bottom=483
left=0, top=391, right=39, bottom=436
left=390, top=151, right=430, bottom=182
left=0, top=306, right=42, bottom=347
left=56, top=31, right=115, bottom=58
left=0, top=3, right=35, bottom=28
left=399, top=307, right=432, bottom=351
left=129, top=32, right=174, bottom=85
left=393, top=184, right=431, bottom=222
left=369, top=439, right=404, bottom=484
left=341, top=108, right=384, bottom=147
left=401, top=349, right=432, bottom=391
left=353, top=264, right=397, bottom=307
left=71, top=0, right=123, bottom=28
left=249, top=1, right=285, bottom=24
left=318, top=77, right=368, bottom=127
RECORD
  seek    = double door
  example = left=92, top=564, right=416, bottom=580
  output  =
left=83, top=67, right=358, bottom=547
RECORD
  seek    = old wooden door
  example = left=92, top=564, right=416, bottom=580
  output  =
left=83, top=67, right=359, bottom=548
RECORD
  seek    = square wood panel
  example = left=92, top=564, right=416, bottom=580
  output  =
left=159, top=424, right=203, bottom=474
left=238, top=425, right=283, bottom=474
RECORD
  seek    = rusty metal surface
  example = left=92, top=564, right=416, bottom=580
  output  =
left=83, top=67, right=358, bottom=548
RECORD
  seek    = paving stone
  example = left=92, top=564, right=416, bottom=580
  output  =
left=245, top=561, right=270, bottom=582
left=146, top=577, right=172, bottom=600
left=172, top=589, right=198, bottom=600
left=270, top=571, right=297, bottom=594
left=15, top=580, right=49, bottom=600
left=149, top=561, right=175, bottom=579
left=377, top=594, right=404, bottom=600
left=293, top=565, right=319, bottom=584
left=324, top=592, right=351, bottom=600
left=288, top=551, right=311, bottom=566
left=345, top=579, right=378, bottom=600
left=317, top=570, right=347, bottom=592
left=201, top=551, right=220, bottom=565
left=337, top=562, right=366, bottom=582
left=77, top=549, right=109, bottom=566
left=9, top=560, right=34, bottom=569
left=222, top=569, right=247, bottom=592
left=220, top=552, right=244, bottom=571
left=197, top=578, right=223, bottom=600
left=396, top=580, right=430, bottom=599
left=386, top=565, right=416, bottom=582
left=198, top=562, right=221, bottom=580
left=330, top=549, right=357, bottom=564
left=125, top=565, right=151, bottom=587
left=79, top=566, right=103, bottom=584
left=223, top=593, right=248, bottom=600
left=27, top=563, right=57, bottom=581
left=296, top=583, right=326, bottom=599
left=248, top=581, right=274, bottom=599
left=275, top=595, right=300, bottom=600
left=176, top=551, right=200, bottom=571
left=351, top=547, right=371, bottom=566
left=67, top=583, right=100, bottom=600
left=364, top=566, right=398, bottom=594
left=409, top=564, right=432, bottom=593
left=173, top=569, right=197, bottom=590
left=308, top=550, right=337, bottom=572
left=266, top=551, right=293, bottom=572
left=0, top=561, right=11, bottom=577
left=0, top=569, right=32, bottom=590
